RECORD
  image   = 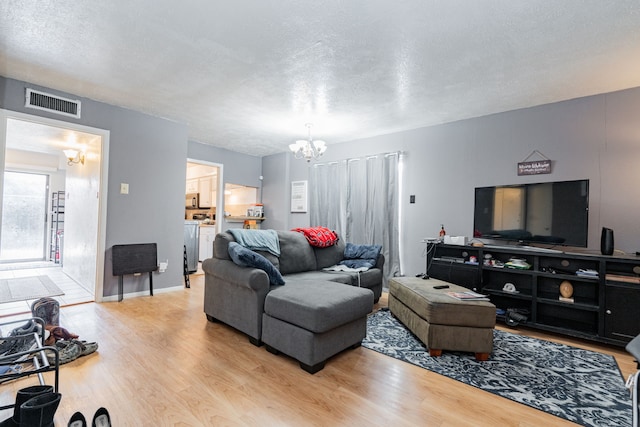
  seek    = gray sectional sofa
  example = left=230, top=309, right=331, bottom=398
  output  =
left=202, top=229, right=384, bottom=373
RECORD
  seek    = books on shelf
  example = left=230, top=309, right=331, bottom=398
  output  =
left=605, top=274, right=640, bottom=284
left=446, top=291, right=490, bottom=301
left=576, top=269, right=599, bottom=278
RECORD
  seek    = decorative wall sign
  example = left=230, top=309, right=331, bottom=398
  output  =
left=291, top=180, right=308, bottom=212
left=518, top=150, right=552, bottom=176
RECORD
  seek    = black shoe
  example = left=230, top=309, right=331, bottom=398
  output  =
left=91, top=408, right=110, bottom=427
left=0, top=385, right=54, bottom=427
left=19, top=392, right=61, bottom=427
left=68, top=412, right=87, bottom=427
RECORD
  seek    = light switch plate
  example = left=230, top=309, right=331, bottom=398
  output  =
left=120, top=183, right=129, bottom=194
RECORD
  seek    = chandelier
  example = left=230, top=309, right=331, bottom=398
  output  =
left=289, top=123, right=327, bottom=162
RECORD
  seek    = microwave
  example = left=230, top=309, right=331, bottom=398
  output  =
left=186, top=193, right=199, bottom=209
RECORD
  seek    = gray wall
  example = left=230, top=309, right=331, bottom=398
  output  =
left=263, top=86, right=640, bottom=277
left=0, top=76, right=188, bottom=297
left=5, top=73, right=640, bottom=288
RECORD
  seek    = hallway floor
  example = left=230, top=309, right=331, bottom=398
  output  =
left=0, top=261, right=94, bottom=317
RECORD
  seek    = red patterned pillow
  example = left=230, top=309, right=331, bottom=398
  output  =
left=292, top=226, right=339, bottom=248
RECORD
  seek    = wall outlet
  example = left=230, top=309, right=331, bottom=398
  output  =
left=120, top=183, right=129, bottom=194
left=159, top=261, right=168, bottom=273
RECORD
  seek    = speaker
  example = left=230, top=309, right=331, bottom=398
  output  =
left=601, top=227, right=614, bottom=255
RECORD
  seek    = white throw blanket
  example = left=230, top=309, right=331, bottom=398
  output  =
left=323, top=264, right=370, bottom=273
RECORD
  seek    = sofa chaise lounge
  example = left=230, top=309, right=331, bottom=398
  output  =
left=202, top=229, right=384, bottom=372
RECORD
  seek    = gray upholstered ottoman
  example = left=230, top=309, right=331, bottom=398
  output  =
left=262, top=281, right=374, bottom=374
left=389, top=277, right=496, bottom=360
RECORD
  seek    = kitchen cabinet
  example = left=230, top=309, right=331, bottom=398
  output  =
left=199, top=226, right=216, bottom=261
left=199, top=177, right=212, bottom=208
left=186, top=179, right=198, bottom=194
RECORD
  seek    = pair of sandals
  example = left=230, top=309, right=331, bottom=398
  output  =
left=68, top=407, right=111, bottom=427
left=46, top=339, right=98, bottom=365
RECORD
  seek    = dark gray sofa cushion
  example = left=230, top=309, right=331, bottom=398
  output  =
left=276, top=231, right=316, bottom=274
left=313, top=239, right=346, bottom=269
left=264, top=281, right=373, bottom=333
left=295, top=268, right=382, bottom=289
left=284, top=271, right=353, bottom=285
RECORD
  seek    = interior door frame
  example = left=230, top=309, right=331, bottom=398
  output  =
left=0, top=109, right=110, bottom=301
left=187, top=158, right=224, bottom=235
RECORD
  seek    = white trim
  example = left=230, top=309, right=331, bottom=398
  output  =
left=100, top=284, right=185, bottom=302
left=0, top=109, right=110, bottom=303
left=4, top=163, right=58, bottom=173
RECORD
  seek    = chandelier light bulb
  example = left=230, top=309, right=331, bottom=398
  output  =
left=289, top=123, right=327, bottom=162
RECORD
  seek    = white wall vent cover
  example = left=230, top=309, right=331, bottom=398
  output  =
left=25, top=88, right=81, bottom=118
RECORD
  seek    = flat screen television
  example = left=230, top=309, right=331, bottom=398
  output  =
left=473, top=179, right=589, bottom=247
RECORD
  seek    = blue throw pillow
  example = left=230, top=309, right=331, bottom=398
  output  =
left=228, top=242, right=285, bottom=286
left=340, top=243, right=382, bottom=269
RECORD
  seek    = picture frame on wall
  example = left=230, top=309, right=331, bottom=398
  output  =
left=291, top=180, right=308, bottom=213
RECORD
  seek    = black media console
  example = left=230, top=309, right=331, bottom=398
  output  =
left=428, top=243, right=640, bottom=347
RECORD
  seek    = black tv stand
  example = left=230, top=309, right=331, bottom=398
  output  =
left=428, top=243, right=640, bottom=347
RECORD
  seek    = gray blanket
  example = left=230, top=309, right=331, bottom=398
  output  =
left=228, top=229, right=281, bottom=256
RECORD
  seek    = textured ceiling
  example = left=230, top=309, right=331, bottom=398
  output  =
left=1, top=1, right=640, bottom=157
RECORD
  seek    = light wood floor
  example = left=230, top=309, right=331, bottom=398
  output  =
left=0, top=274, right=635, bottom=427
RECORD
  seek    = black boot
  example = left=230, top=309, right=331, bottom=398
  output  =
left=18, top=392, right=61, bottom=427
left=0, top=385, right=54, bottom=427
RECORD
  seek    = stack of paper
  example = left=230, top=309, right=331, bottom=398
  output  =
left=446, top=291, right=490, bottom=301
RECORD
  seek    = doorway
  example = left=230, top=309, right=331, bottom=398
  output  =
left=0, top=109, right=110, bottom=307
left=186, top=160, right=223, bottom=273
left=0, top=171, right=48, bottom=261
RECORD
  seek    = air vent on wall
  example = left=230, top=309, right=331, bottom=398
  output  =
left=25, top=88, right=81, bottom=118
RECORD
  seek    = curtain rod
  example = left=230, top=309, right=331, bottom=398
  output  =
left=312, top=150, right=402, bottom=167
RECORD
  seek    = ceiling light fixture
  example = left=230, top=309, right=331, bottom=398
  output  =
left=63, top=149, right=85, bottom=166
left=289, top=123, right=327, bottom=162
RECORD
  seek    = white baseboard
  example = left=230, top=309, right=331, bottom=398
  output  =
left=99, top=285, right=185, bottom=302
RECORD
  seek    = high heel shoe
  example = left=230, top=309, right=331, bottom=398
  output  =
left=68, top=411, right=87, bottom=427
left=91, top=408, right=110, bottom=427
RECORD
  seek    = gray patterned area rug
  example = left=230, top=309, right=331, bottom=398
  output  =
left=0, top=276, right=64, bottom=303
left=362, top=309, right=631, bottom=427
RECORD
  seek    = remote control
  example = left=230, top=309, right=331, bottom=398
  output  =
left=434, top=285, right=449, bottom=289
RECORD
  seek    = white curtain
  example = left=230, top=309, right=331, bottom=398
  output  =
left=310, top=152, right=401, bottom=285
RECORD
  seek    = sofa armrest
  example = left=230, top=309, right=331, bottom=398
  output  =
left=202, top=258, right=270, bottom=292
left=375, top=253, right=385, bottom=271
